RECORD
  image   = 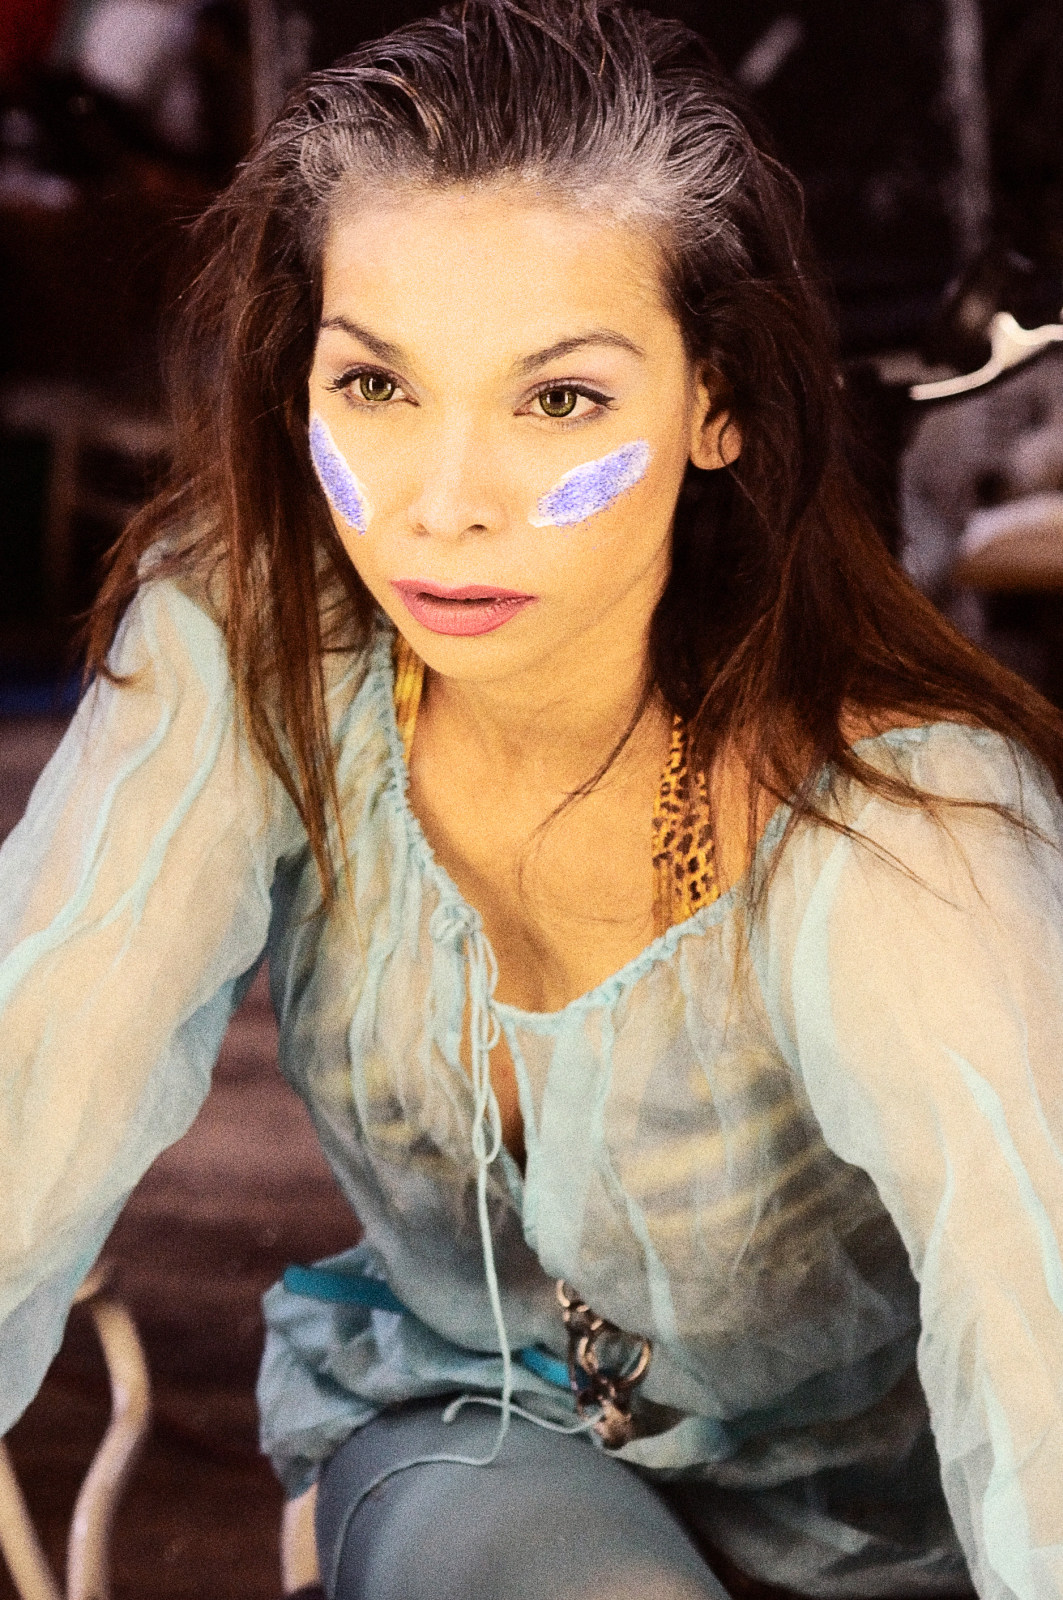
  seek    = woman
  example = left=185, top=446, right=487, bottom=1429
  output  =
left=2, top=3, right=1062, bottom=1597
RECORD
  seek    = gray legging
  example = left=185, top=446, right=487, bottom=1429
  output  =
left=315, top=1400, right=732, bottom=1600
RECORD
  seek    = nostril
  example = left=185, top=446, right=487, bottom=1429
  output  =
left=973, top=470, right=1009, bottom=508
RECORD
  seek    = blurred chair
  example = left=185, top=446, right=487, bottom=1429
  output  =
left=281, top=1487, right=321, bottom=1598
left=0, top=382, right=169, bottom=621
left=0, top=1264, right=152, bottom=1600
left=0, top=1273, right=323, bottom=1599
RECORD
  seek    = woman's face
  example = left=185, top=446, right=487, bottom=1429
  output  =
left=308, top=184, right=736, bottom=684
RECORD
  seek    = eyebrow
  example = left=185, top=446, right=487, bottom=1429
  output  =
left=319, top=316, right=405, bottom=365
left=512, top=330, right=646, bottom=375
left=318, top=316, right=645, bottom=374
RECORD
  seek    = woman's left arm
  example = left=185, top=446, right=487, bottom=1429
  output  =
left=777, top=730, right=1063, bottom=1600
left=0, top=580, right=304, bottom=1438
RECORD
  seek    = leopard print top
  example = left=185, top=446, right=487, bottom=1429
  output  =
left=393, top=634, right=718, bottom=935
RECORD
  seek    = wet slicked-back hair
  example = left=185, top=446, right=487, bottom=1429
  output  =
left=86, top=0, right=1063, bottom=901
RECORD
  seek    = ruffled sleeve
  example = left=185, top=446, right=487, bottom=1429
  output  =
left=763, top=726, right=1063, bottom=1600
left=0, top=579, right=302, bottom=1434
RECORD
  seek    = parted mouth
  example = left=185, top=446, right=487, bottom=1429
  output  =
left=390, top=579, right=538, bottom=637
left=392, top=579, right=537, bottom=601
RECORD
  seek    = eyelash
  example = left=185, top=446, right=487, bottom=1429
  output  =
left=324, top=365, right=615, bottom=427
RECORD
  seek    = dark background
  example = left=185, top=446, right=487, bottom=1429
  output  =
left=3, top=0, right=1063, bottom=688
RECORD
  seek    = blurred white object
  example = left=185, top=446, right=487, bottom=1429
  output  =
left=0, top=1266, right=152, bottom=1600
left=735, top=16, right=804, bottom=90
left=0, top=1447, right=60, bottom=1600
left=77, top=0, right=200, bottom=153
left=911, top=310, right=1063, bottom=400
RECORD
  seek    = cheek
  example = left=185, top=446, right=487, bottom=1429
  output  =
left=309, top=413, right=374, bottom=534
left=529, top=439, right=651, bottom=528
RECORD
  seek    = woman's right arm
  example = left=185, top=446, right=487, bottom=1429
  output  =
left=763, top=726, right=1063, bottom=1600
left=0, top=578, right=303, bottom=1434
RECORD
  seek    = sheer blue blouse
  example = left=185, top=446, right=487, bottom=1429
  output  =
left=1, top=580, right=1062, bottom=1600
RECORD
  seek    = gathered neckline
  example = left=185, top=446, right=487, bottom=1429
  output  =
left=363, top=621, right=967, bottom=1024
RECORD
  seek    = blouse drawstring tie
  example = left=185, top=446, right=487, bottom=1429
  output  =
left=428, top=901, right=515, bottom=1451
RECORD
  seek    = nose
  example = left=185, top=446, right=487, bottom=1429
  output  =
left=405, top=418, right=506, bottom=540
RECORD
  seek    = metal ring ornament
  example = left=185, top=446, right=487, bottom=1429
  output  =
left=555, top=1280, right=652, bottom=1448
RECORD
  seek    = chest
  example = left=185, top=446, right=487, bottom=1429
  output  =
left=279, top=855, right=884, bottom=1346
left=410, top=742, right=666, bottom=1165
left=393, top=639, right=720, bottom=1018
left=408, top=742, right=662, bottom=1014
left=388, top=636, right=720, bottom=1165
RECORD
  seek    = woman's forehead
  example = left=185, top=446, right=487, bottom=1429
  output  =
left=318, top=183, right=677, bottom=368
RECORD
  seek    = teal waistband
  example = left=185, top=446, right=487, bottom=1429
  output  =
left=282, top=1263, right=572, bottom=1392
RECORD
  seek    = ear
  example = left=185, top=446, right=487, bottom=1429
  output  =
left=689, top=365, right=741, bottom=470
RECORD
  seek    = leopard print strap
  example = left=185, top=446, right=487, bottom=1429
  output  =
left=651, top=714, right=719, bottom=936
left=393, top=633, right=425, bottom=763
left=393, top=635, right=718, bottom=933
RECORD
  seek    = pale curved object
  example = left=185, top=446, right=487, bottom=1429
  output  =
left=0, top=1266, right=151, bottom=1600
left=66, top=1287, right=152, bottom=1600
left=281, top=1484, right=320, bottom=1593
left=910, top=309, right=1063, bottom=401
left=0, top=1440, right=63, bottom=1600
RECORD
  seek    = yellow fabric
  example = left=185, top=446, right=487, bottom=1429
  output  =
left=392, top=633, right=718, bottom=934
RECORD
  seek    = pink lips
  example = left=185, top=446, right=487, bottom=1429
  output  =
left=391, top=580, right=537, bottom=637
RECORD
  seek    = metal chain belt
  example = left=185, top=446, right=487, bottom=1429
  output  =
left=556, top=1279, right=652, bottom=1448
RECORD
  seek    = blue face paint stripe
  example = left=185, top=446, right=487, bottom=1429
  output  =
left=530, top=439, right=650, bottom=528
left=309, top=413, right=372, bottom=533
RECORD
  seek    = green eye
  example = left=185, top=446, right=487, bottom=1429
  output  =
left=538, top=386, right=579, bottom=418
left=358, top=373, right=396, bottom=403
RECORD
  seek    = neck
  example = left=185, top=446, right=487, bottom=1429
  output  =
left=420, top=620, right=666, bottom=792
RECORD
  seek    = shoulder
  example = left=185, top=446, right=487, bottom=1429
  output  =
left=114, top=576, right=385, bottom=717
left=716, top=713, right=1062, bottom=899
left=803, top=720, right=1063, bottom=939
left=837, top=706, right=1015, bottom=798
left=837, top=705, right=942, bottom=747
left=841, top=717, right=1059, bottom=823
left=106, top=576, right=232, bottom=692
left=753, top=720, right=1063, bottom=1014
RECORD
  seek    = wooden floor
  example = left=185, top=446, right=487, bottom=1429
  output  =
left=0, top=718, right=360, bottom=1600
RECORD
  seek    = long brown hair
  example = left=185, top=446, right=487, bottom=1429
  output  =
left=85, top=0, right=1063, bottom=900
